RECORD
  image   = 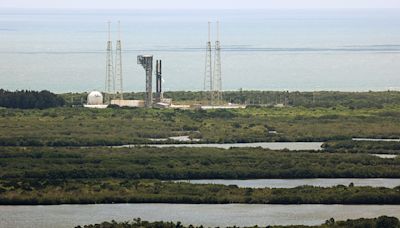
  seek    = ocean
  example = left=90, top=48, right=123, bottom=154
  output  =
left=0, top=9, right=399, bottom=92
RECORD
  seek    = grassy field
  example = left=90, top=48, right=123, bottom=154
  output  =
left=1, top=105, right=400, bottom=146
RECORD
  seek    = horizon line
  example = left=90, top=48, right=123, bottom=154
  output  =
left=1, top=7, right=400, bottom=10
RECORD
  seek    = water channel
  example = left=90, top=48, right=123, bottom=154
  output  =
left=352, top=138, right=400, bottom=142
left=1, top=204, right=399, bottom=228
left=372, top=154, right=398, bottom=159
left=119, top=142, right=324, bottom=151
left=9, top=142, right=396, bottom=228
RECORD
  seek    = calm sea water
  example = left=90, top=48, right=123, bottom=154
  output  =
left=1, top=204, right=400, bottom=228
left=0, top=9, right=400, bottom=92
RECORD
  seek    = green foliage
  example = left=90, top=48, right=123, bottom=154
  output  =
left=1, top=147, right=400, bottom=181
left=220, top=90, right=400, bottom=109
left=1, top=105, right=400, bottom=146
left=330, top=216, right=400, bottom=228
left=61, top=91, right=400, bottom=109
left=76, top=216, right=400, bottom=228
left=375, top=216, right=400, bottom=228
left=0, top=89, right=65, bottom=109
left=76, top=218, right=191, bottom=228
left=0, top=179, right=399, bottom=205
left=323, top=141, right=400, bottom=154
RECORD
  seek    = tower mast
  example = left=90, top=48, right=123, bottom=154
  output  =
left=155, top=60, right=163, bottom=102
left=105, top=21, right=115, bottom=103
left=115, top=21, right=123, bottom=100
left=204, top=22, right=213, bottom=105
left=213, top=20, right=222, bottom=103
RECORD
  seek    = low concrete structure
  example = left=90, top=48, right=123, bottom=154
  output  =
left=154, top=102, right=171, bottom=109
left=274, top=103, right=285, bottom=108
left=170, top=104, right=191, bottom=110
left=83, top=104, right=108, bottom=109
left=200, top=104, right=247, bottom=110
left=111, top=99, right=145, bottom=108
left=161, top=98, right=172, bottom=105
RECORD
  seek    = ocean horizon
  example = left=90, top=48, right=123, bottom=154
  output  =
left=0, top=8, right=399, bottom=93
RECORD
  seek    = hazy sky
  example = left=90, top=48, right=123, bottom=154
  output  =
left=2, top=0, right=400, bottom=9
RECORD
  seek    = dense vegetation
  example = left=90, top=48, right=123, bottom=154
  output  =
left=1, top=105, right=400, bottom=146
left=0, top=146, right=398, bottom=205
left=1, top=91, right=400, bottom=208
left=78, top=216, right=400, bottom=228
left=0, top=89, right=64, bottom=109
left=1, top=146, right=398, bottom=205
left=323, top=141, right=400, bottom=154
left=1, top=179, right=399, bottom=205
left=1, top=147, right=399, bottom=180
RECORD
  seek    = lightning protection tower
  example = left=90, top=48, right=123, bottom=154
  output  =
left=213, top=21, right=222, bottom=104
left=155, top=60, right=163, bottom=103
left=105, top=21, right=115, bottom=103
left=137, top=55, right=154, bottom=108
left=204, top=22, right=213, bottom=105
left=114, top=21, right=123, bottom=100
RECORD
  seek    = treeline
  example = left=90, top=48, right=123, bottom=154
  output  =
left=3, top=90, right=399, bottom=109
left=1, top=179, right=400, bottom=205
left=220, top=90, right=400, bottom=109
left=0, top=136, right=146, bottom=147
left=77, top=216, right=400, bottom=228
left=59, top=90, right=400, bottom=109
left=0, top=89, right=64, bottom=109
left=323, top=141, right=400, bottom=154
left=124, top=90, right=400, bottom=109
left=1, top=147, right=400, bottom=180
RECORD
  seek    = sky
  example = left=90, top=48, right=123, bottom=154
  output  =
left=1, top=0, right=400, bottom=9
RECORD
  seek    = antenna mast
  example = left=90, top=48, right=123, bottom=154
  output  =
left=155, top=60, right=163, bottom=102
left=213, top=20, right=222, bottom=104
left=114, top=21, right=123, bottom=100
left=105, top=21, right=115, bottom=103
left=204, top=22, right=213, bottom=105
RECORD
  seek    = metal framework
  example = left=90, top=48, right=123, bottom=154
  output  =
left=155, top=60, right=163, bottom=102
left=105, top=21, right=114, bottom=103
left=138, top=55, right=154, bottom=107
left=204, top=22, right=213, bottom=104
left=114, top=21, right=123, bottom=100
left=204, top=21, right=223, bottom=105
left=213, top=21, right=222, bottom=104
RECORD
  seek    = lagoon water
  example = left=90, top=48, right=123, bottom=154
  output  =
left=353, top=138, right=400, bottom=142
left=372, top=154, right=398, bottom=159
left=135, top=142, right=324, bottom=150
left=1, top=204, right=400, bottom=228
left=1, top=9, right=400, bottom=92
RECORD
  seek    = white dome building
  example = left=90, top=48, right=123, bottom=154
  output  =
left=84, top=91, right=107, bottom=108
left=87, top=91, right=103, bottom=105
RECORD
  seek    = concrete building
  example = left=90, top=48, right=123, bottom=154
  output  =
left=111, top=99, right=145, bottom=108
